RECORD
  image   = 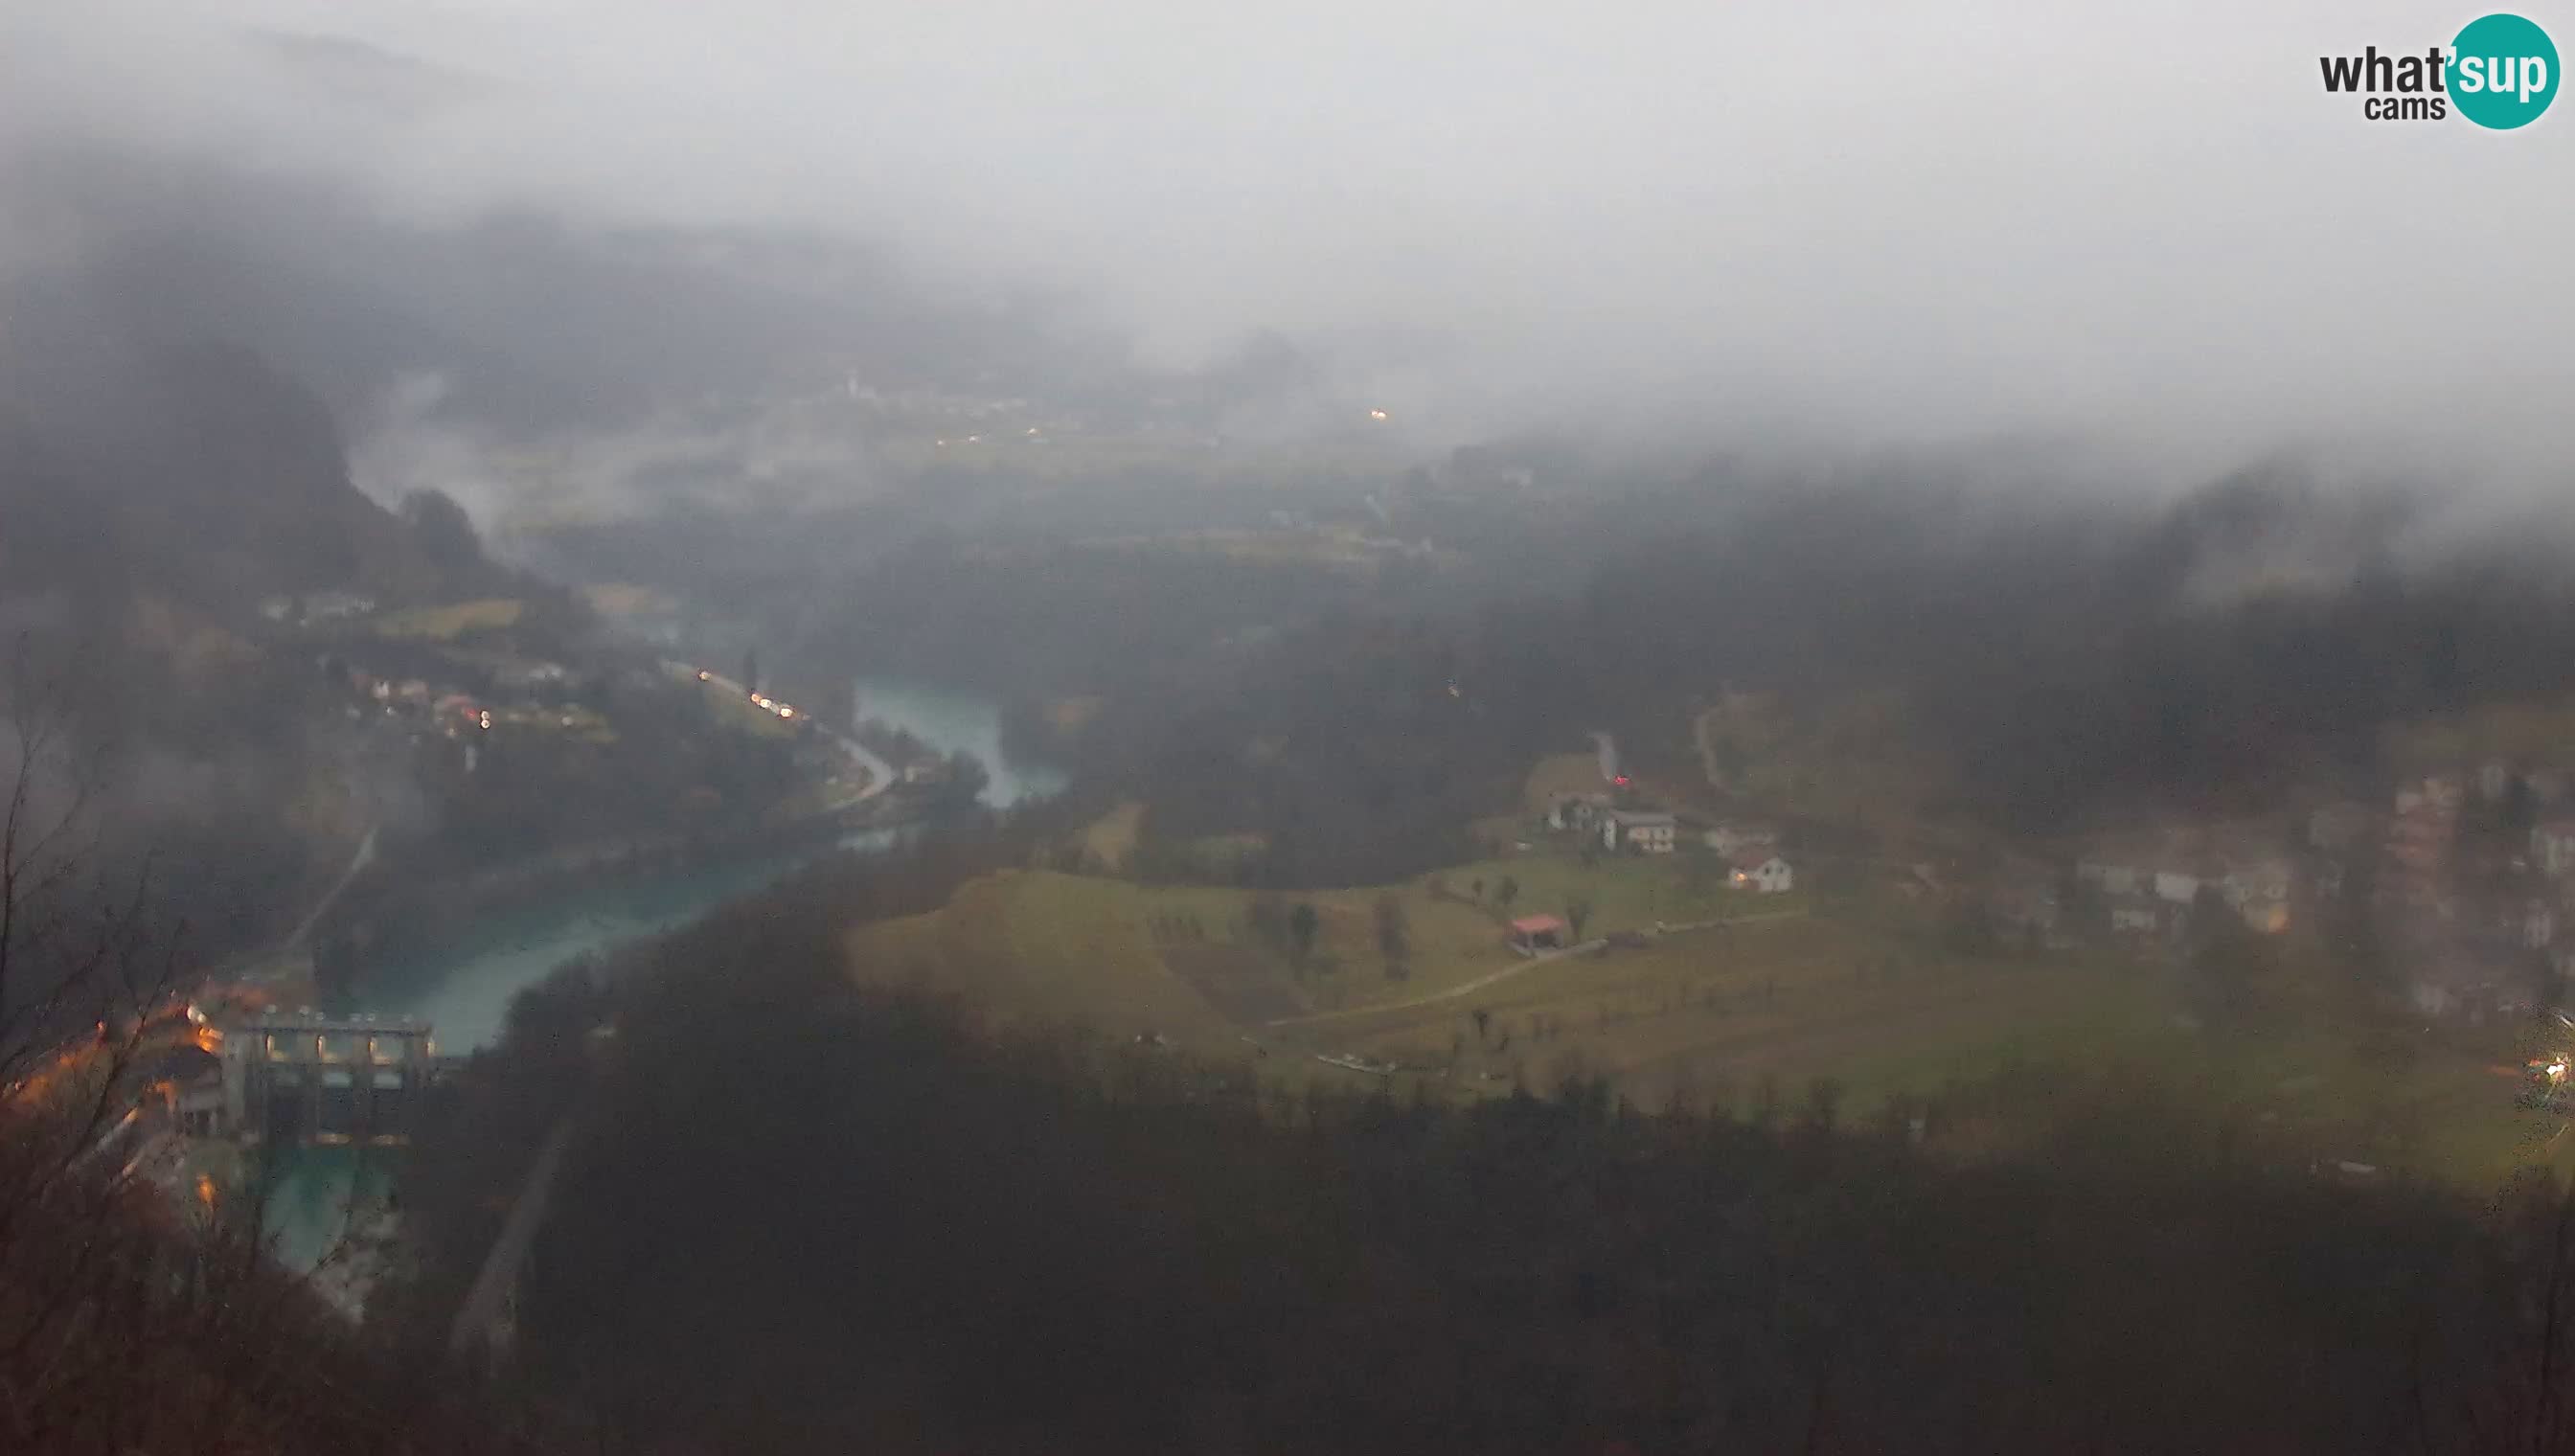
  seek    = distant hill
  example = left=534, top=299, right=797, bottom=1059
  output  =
left=0, top=286, right=484, bottom=618
left=0, top=147, right=1102, bottom=440
left=0, top=276, right=526, bottom=974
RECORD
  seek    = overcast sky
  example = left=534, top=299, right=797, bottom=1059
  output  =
left=4, top=0, right=2569, bottom=479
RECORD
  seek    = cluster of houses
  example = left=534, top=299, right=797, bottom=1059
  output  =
left=325, top=654, right=604, bottom=753
left=2356, top=764, right=2575, bottom=1019
left=2061, top=830, right=2295, bottom=945
left=258, top=590, right=377, bottom=627
left=1979, top=825, right=2311, bottom=958
left=1996, top=758, right=2575, bottom=1021
left=1541, top=792, right=1796, bottom=895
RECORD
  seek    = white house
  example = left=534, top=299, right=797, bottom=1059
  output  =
left=1727, top=849, right=1794, bottom=894
left=2109, top=899, right=2163, bottom=936
left=2077, top=859, right=2142, bottom=897
left=303, top=590, right=376, bottom=623
left=1605, top=809, right=1676, bottom=854
left=2153, top=870, right=2202, bottom=906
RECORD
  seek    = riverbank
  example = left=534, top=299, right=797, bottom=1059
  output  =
left=850, top=675, right=1068, bottom=807
left=315, top=673, right=1069, bottom=1047
left=250, top=671, right=1069, bottom=1292
left=319, top=785, right=932, bottom=998
left=324, top=814, right=940, bottom=1048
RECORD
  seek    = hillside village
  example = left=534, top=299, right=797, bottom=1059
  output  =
left=1967, top=762, right=2575, bottom=1025
left=237, top=582, right=923, bottom=903
left=1523, top=723, right=2575, bottom=1036
left=1543, top=790, right=1798, bottom=898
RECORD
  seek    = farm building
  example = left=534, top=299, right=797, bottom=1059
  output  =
left=1507, top=915, right=1569, bottom=954
left=1604, top=809, right=1677, bottom=854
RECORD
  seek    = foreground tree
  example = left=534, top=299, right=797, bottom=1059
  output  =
left=1288, top=902, right=1320, bottom=962
left=0, top=647, right=520, bottom=1453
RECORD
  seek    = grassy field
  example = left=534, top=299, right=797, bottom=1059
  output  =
left=1274, top=915, right=2114, bottom=1097
left=373, top=598, right=524, bottom=641
left=580, top=582, right=677, bottom=618
left=1116, top=878, right=1502, bottom=1013
left=1079, top=801, right=1146, bottom=870
left=840, top=857, right=1752, bottom=1038
left=836, top=861, right=2159, bottom=1114
left=846, top=871, right=1239, bottom=1043
left=837, top=857, right=2575, bottom=1190
left=834, top=717, right=2575, bottom=1193
left=842, top=859, right=2013, bottom=1093
left=1180, top=833, right=1269, bottom=873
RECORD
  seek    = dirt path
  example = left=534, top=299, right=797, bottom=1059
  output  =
left=1263, top=906, right=1810, bottom=1032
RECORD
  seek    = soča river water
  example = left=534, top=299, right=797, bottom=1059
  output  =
left=264, top=676, right=1065, bottom=1275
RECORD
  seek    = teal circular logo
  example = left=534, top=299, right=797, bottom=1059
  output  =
left=2450, top=12, right=2559, bottom=128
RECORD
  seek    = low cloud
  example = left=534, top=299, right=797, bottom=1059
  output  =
left=2, top=0, right=2568, bottom=482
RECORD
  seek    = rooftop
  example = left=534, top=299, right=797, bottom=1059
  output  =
left=227, top=1012, right=433, bottom=1035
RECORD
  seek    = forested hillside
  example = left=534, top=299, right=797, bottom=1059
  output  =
left=370, top=830, right=2575, bottom=1456
left=927, top=472, right=2575, bottom=889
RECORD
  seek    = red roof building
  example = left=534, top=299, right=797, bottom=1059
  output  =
left=1506, top=915, right=1568, bottom=952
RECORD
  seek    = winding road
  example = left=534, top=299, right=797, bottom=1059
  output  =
left=449, top=1111, right=579, bottom=1354
left=687, top=667, right=895, bottom=807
